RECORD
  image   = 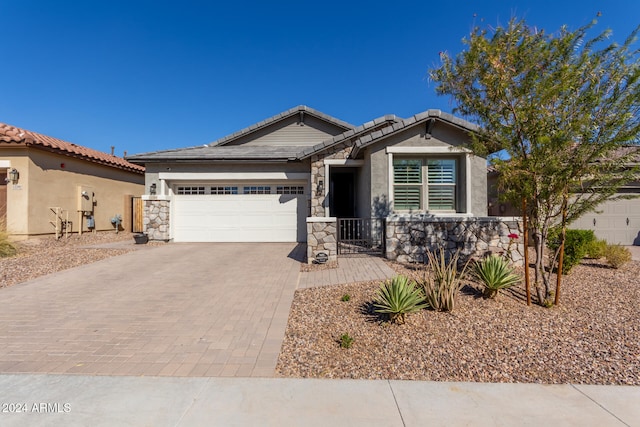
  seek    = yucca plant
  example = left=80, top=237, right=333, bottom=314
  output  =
left=472, top=254, right=520, bottom=299
left=419, top=249, right=468, bottom=312
left=373, top=275, right=427, bottom=324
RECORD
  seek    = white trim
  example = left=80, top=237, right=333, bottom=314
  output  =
left=324, top=163, right=330, bottom=217
left=306, top=217, right=337, bottom=223
left=386, top=146, right=472, bottom=154
left=158, top=172, right=309, bottom=180
left=0, top=160, right=11, bottom=168
left=388, top=152, right=394, bottom=208
left=142, top=195, right=171, bottom=201
left=465, top=154, right=472, bottom=215
left=324, top=159, right=365, bottom=166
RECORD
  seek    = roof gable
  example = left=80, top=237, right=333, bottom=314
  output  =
left=211, top=105, right=353, bottom=147
left=0, top=122, right=145, bottom=174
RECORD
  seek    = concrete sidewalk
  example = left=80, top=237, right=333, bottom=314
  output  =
left=0, top=374, right=637, bottom=426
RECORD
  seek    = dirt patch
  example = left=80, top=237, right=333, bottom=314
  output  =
left=1, top=232, right=138, bottom=289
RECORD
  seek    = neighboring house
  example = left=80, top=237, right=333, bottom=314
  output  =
left=0, top=122, right=145, bottom=238
left=487, top=158, right=640, bottom=246
left=128, top=106, right=522, bottom=263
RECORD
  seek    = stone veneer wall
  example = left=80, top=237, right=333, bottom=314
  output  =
left=144, top=199, right=170, bottom=241
left=386, top=215, right=524, bottom=265
left=306, top=217, right=337, bottom=264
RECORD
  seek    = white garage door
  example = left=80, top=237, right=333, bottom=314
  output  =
left=572, top=196, right=640, bottom=245
left=172, top=184, right=307, bottom=242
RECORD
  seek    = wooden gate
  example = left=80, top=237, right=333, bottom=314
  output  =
left=132, top=196, right=144, bottom=233
left=337, top=218, right=385, bottom=256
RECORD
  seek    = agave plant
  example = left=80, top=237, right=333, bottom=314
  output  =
left=472, top=254, right=520, bottom=299
left=373, top=275, right=427, bottom=324
left=419, top=249, right=468, bottom=312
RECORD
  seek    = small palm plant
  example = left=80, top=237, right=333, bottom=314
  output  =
left=419, top=249, right=468, bottom=312
left=472, top=254, right=521, bottom=299
left=373, top=275, right=427, bottom=324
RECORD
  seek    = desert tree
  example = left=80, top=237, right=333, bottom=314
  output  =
left=430, top=17, right=640, bottom=305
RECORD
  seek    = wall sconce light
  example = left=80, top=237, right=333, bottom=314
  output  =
left=8, top=168, right=19, bottom=185
left=316, top=179, right=324, bottom=196
left=149, top=183, right=157, bottom=195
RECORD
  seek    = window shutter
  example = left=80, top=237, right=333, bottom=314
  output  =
left=393, top=160, right=422, bottom=210
left=427, top=160, right=456, bottom=210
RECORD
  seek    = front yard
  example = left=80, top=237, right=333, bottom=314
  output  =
left=277, top=259, right=640, bottom=385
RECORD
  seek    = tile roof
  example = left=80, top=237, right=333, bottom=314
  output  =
left=210, top=105, right=354, bottom=147
left=0, top=122, right=145, bottom=174
left=297, top=114, right=400, bottom=159
left=128, top=145, right=303, bottom=162
left=349, top=110, right=479, bottom=158
left=127, top=108, right=481, bottom=164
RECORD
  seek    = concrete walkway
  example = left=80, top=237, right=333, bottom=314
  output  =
left=0, top=374, right=637, bottom=426
left=298, top=255, right=395, bottom=289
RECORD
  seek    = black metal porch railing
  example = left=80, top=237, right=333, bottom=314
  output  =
left=337, top=218, right=385, bottom=256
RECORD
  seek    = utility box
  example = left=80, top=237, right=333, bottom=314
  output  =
left=77, top=186, right=94, bottom=212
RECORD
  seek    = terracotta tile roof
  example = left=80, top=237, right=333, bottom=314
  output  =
left=0, top=122, right=145, bottom=174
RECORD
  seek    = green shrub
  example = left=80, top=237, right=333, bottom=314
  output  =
left=418, top=249, right=468, bottom=312
left=340, top=294, right=351, bottom=302
left=373, top=275, right=427, bottom=324
left=339, top=333, right=354, bottom=349
left=604, top=244, right=632, bottom=269
left=585, top=238, right=608, bottom=259
left=472, top=254, right=521, bottom=299
left=547, top=228, right=596, bottom=274
left=0, top=230, right=17, bottom=258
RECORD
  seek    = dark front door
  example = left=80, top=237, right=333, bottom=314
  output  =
left=330, top=170, right=355, bottom=218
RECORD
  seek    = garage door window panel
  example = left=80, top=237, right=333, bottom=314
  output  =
left=211, top=186, right=238, bottom=195
left=177, top=186, right=206, bottom=195
left=243, top=186, right=271, bottom=194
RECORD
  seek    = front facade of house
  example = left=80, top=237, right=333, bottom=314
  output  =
left=0, top=123, right=145, bottom=238
left=128, top=106, right=523, bottom=263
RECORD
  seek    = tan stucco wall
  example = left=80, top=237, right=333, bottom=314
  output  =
left=1, top=147, right=144, bottom=237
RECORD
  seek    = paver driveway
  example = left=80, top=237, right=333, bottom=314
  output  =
left=0, top=243, right=303, bottom=377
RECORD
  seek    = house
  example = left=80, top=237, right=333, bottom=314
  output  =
left=128, top=106, right=523, bottom=263
left=487, top=154, right=640, bottom=246
left=0, top=122, right=145, bottom=238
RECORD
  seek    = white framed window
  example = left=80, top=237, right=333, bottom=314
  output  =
left=177, top=186, right=206, bottom=195
left=211, top=186, right=238, bottom=195
left=276, top=185, right=304, bottom=195
left=393, top=158, right=457, bottom=211
left=243, top=186, right=271, bottom=194
left=393, top=159, right=422, bottom=210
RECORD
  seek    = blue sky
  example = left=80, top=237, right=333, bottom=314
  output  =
left=1, top=0, right=638, bottom=156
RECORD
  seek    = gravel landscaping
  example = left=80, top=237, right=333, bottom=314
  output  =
left=277, top=258, right=640, bottom=385
left=0, top=232, right=137, bottom=289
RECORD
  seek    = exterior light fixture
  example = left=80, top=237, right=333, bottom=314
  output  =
left=149, top=183, right=157, bottom=195
left=316, top=179, right=323, bottom=196
left=8, top=168, right=19, bottom=185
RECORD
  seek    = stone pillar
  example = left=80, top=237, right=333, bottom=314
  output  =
left=143, top=198, right=170, bottom=241
left=306, top=217, right=337, bottom=264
